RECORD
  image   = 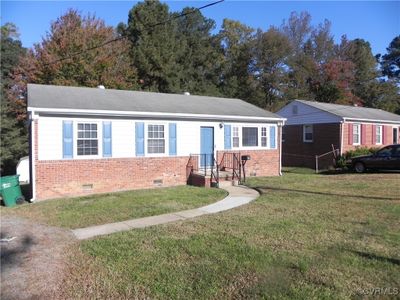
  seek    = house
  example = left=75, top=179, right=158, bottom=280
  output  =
left=27, top=84, right=285, bottom=201
left=277, top=100, right=400, bottom=169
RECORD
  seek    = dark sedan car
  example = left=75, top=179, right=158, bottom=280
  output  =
left=349, top=144, right=400, bottom=173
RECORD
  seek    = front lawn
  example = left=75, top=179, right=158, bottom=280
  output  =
left=2, top=186, right=226, bottom=229
left=62, top=170, right=400, bottom=299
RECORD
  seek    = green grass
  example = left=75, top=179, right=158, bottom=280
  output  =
left=2, top=186, right=226, bottom=229
left=61, top=169, right=400, bottom=299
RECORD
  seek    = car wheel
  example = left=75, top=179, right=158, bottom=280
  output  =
left=354, top=162, right=365, bottom=173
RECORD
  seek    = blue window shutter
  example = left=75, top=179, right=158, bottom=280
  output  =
left=169, top=123, right=177, bottom=156
left=135, top=122, right=144, bottom=156
left=224, top=125, right=231, bottom=149
left=103, top=121, right=112, bottom=157
left=270, top=126, right=276, bottom=149
left=63, top=121, right=73, bottom=158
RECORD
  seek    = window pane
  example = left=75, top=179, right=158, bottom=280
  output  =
left=77, top=123, right=98, bottom=156
left=233, top=137, right=239, bottom=148
left=242, top=127, right=258, bottom=147
left=261, top=137, right=267, bottom=147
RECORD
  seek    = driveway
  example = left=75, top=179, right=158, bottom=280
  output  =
left=1, top=215, right=75, bottom=300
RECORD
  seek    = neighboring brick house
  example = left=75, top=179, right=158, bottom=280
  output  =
left=28, top=84, right=285, bottom=201
left=277, top=100, right=400, bottom=168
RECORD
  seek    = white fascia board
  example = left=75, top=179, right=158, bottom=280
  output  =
left=343, top=117, right=400, bottom=125
left=27, top=107, right=286, bottom=123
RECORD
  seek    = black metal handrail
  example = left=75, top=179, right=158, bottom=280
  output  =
left=220, top=152, right=241, bottom=183
left=187, top=154, right=220, bottom=186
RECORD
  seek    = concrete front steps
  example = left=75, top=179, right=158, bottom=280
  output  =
left=189, top=170, right=239, bottom=188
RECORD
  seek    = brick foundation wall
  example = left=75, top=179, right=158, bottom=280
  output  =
left=217, top=148, right=280, bottom=177
left=35, top=156, right=189, bottom=200
left=282, top=123, right=340, bottom=169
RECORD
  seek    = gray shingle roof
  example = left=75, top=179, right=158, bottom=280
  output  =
left=296, top=99, right=400, bottom=123
left=28, top=84, right=282, bottom=120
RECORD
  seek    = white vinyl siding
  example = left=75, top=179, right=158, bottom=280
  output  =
left=277, top=101, right=342, bottom=125
left=37, top=117, right=280, bottom=160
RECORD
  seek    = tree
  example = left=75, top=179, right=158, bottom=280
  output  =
left=176, top=8, right=222, bottom=96
left=0, top=23, right=27, bottom=174
left=380, top=35, right=400, bottom=83
left=252, top=27, right=292, bottom=109
left=337, top=37, right=378, bottom=97
left=12, top=9, right=138, bottom=120
left=217, top=19, right=259, bottom=102
left=122, top=0, right=182, bottom=93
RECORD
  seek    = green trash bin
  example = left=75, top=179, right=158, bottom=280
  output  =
left=0, top=175, right=24, bottom=207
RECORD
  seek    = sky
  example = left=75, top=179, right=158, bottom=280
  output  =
left=1, top=1, right=399, bottom=56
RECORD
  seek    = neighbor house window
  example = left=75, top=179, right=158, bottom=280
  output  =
left=353, top=123, right=361, bottom=145
left=376, top=125, right=382, bottom=144
left=147, top=124, right=165, bottom=154
left=292, top=105, right=298, bottom=115
left=242, top=127, right=258, bottom=147
left=232, top=126, right=239, bottom=148
left=77, top=123, right=98, bottom=156
left=261, top=127, right=267, bottom=147
left=303, top=125, right=313, bottom=143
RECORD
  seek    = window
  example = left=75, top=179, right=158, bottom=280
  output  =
left=261, top=127, right=267, bottom=147
left=77, top=123, right=98, bottom=156
left=303, top=125, right=313, bottom=142
left=292, top=105, right=298, bottom=115
left=232, top=126, right=239, bottom=148
left=242, top=127, right=258, bottom=147
left=376, top=125, right=382, bottom=144
left=147, top=124, right=165, bottom=154
left=353, top=124, right=361, bottom=145
left=282, top=127, right=286, bottom=142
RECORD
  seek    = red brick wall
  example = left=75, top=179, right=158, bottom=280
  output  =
left=35, top=156, right=189, bottom=200
left=216, top=148, right=280, bottom=177
left=282, top=123, right=341, bottom=168
left=342, top=122, right=395, bottom=153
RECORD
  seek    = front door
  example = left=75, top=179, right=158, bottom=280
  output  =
left=200, top=127, right=214, bottom=168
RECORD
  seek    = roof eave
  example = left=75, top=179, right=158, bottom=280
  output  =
left=28, top=107, right=286, bottom=123
left=343, top=117, right=400, bottom=125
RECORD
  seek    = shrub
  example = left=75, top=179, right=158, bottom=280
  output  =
left=335, top=146, right=380, bottom=169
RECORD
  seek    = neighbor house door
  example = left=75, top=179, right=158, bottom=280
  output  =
left=200, top=127, right=214, bottom=168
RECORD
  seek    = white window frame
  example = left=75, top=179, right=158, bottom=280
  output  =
left=242, top=126, right=259, bottom=147
left=261, top=127, right=268, bottom=147
left=74, top=121, right=101, bottom=159
left=146, top=123, right=166, bottom=156
left=303, top=124, right=313, bottom=143
left=232, top=126, right=240, bottom=148
left=376, top=125, right=382, bottom=145
left=353, top=123, right=361, bottom=145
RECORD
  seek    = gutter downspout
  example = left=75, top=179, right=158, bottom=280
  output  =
left=278, top=121, right=285, bottom=176
left=30, top=111, right=37, bottom=202
left=339, top=120, right=344, bottom=156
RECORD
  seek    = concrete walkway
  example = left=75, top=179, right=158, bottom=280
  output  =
left=72, top=185, right=259, bottom=240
